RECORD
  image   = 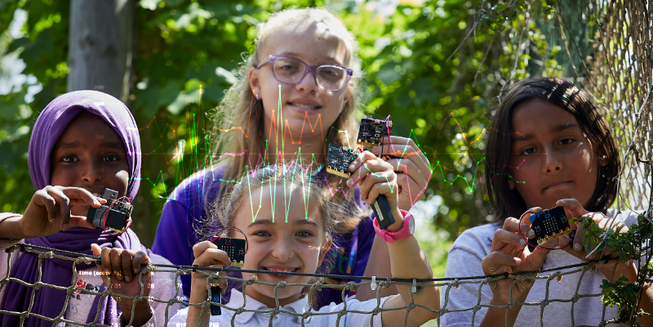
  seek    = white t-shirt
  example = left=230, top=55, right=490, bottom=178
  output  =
left=168, top=288, right=390, bottom=327
left=441, top=209, right=638, bottom=327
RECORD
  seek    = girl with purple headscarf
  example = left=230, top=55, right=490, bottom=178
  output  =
left=0, top=90, right=180, bottom=326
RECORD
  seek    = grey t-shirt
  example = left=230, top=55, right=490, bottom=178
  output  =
left=440, top=209, right=638, bottom=327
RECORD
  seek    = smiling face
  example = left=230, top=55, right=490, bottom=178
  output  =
left=249, top=24, right=351, bottom=145
left=231, top=184, right=330, bottom=307
left=50, top=111, right=130, bottom=215
left=508, top=99, right=603, bottom=210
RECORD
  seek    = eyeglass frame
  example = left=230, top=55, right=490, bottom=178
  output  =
left=255, top=54, right=354, bottom=92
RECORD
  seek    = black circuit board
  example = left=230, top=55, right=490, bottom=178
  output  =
left=357, top=117, right=393, bottom=147
left=326, top=143, right=359, bottom=178
left=528, top=206, right=572, bottom=245
left=212, top=237, right=246, bottom=267
left=86, top=188, right=133, bottom=232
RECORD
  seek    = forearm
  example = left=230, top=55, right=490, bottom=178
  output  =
left=480, top=290, right=525, bottom=327
left=386, top=208, right=439, bottom=325
left=637, top=282, right=653, bottom=325
left=481, top=275, right=538, bottom=327
left=481, top=307, right=518, bottom=327
left=0, top=216, right=25, bottom=239
left=186, top=278, right=211, bottom=327
left=357, top=235, right=398, bottom=301
left=118, top=300, right=152, bottom=327
left=598, top=260, right=637, bottom=283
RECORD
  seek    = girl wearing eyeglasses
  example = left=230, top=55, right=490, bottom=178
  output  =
left=152, top=7, right=432, bottom=308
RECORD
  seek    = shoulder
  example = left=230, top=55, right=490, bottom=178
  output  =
left=445, top=223, right=501, bottom=274
left=167, top=166, right=227, bottom=202
left=451, top=223, right=501, bottom=252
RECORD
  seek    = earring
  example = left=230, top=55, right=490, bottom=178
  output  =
left=256, top=93, right=259, bottom=100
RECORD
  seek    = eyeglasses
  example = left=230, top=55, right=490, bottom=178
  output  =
left=256, top=54, right=353, bottom=92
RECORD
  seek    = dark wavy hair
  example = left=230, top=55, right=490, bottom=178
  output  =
left=484, top=77, right=620, bottom=222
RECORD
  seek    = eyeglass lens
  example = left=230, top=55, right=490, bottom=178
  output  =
left=272, top=57, right=347, bottom=91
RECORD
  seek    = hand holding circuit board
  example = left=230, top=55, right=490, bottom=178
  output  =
left=86, top=188, right=132, bottom=233
left=522, top=206, right=575, bottom=251
left=326, top=116, right=399, bottom=229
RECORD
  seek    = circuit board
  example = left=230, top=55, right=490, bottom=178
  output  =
left=357, top=117, right=393, bottom=147
left=528, top=206, right=572, bottom=246
left=211, top=237, right=246, bottom=267
left=326, top=143, right=359, bottom=178
left=86, top=188, right=133, bottom=232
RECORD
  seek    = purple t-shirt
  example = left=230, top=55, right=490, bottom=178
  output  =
left=152, top=166, right=375, bottom=307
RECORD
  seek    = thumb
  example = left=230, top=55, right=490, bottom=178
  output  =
left=90, top=243, right=110, bottom=285
left=91, top=243, right=101, bottom=257
left=529, top=239, right=557, bottom=268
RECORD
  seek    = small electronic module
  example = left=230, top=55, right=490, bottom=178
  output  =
left=326, top=143, right=395, bottom=229
left=211, top=237, right=246, bottom=268
left=86, top=188, right=132, bottom=232
left=357, top=117, right=393, bottom=147
left=528, top=206, right=573, bottom=247
left=326, top=144, right=359, bottom=178
left=209, top=227, right=248, bottom=316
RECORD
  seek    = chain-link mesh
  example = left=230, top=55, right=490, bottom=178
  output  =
left=589, top=0, right=653, bottom=211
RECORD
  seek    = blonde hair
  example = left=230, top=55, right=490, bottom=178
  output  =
left=207, top=8, right=362, bottom=232
left=202, top=164, right=360, bottom=243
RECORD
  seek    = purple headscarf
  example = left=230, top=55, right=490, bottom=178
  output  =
left=0, top=90, right=145, bottom=326
left=28, top=90, right=141, bottom=200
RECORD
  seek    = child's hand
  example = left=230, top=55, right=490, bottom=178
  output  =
left=556, top=198, right=627, bottom=261
left=347, top=150, right=399, bottom=206
left=482, top=211, right=557, bottom=304
left=370, top=136, right=432, bottom=209
left=186, top=241, right=231, bottom=325
left=347, top=151, right=403, bottom=230
left=91, top=243, right=152, bottom=326
left=20, top=186, right=102, bottom=238
left=556, top=198, right=635, bottom=284
left=189, top=241, right=231, bottom=301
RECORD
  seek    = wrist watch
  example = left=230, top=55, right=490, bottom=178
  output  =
left=373, top=210, right=415, bottom=243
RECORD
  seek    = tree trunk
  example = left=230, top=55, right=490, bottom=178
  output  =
left=67, top=0, right=133, bottom=103
left=67, top=0, right=157, bottom=245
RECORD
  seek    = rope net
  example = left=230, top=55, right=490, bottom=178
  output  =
left=0, top=242, right=640, bottom=326
left=2, top=1, right=653, bottom=326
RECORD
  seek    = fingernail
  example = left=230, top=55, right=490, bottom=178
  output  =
left=125, top=276, right=131, bottom=283
left=346, top=179, right=353, bottom=187
left=519, top=239, right=526, bottom=246
left=528, top=230, right=535, bottom=238
left=134, top=268, right=138, bottom=274
left=348, top=163, right=356, bottom=170
left=574, top=243, right=582, bottom=251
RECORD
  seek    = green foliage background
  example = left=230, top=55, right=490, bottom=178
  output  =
left=0, top=0, right=564, bottom=249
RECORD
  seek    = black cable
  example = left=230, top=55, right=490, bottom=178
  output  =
left=11, top=242, right=633, bottom=283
